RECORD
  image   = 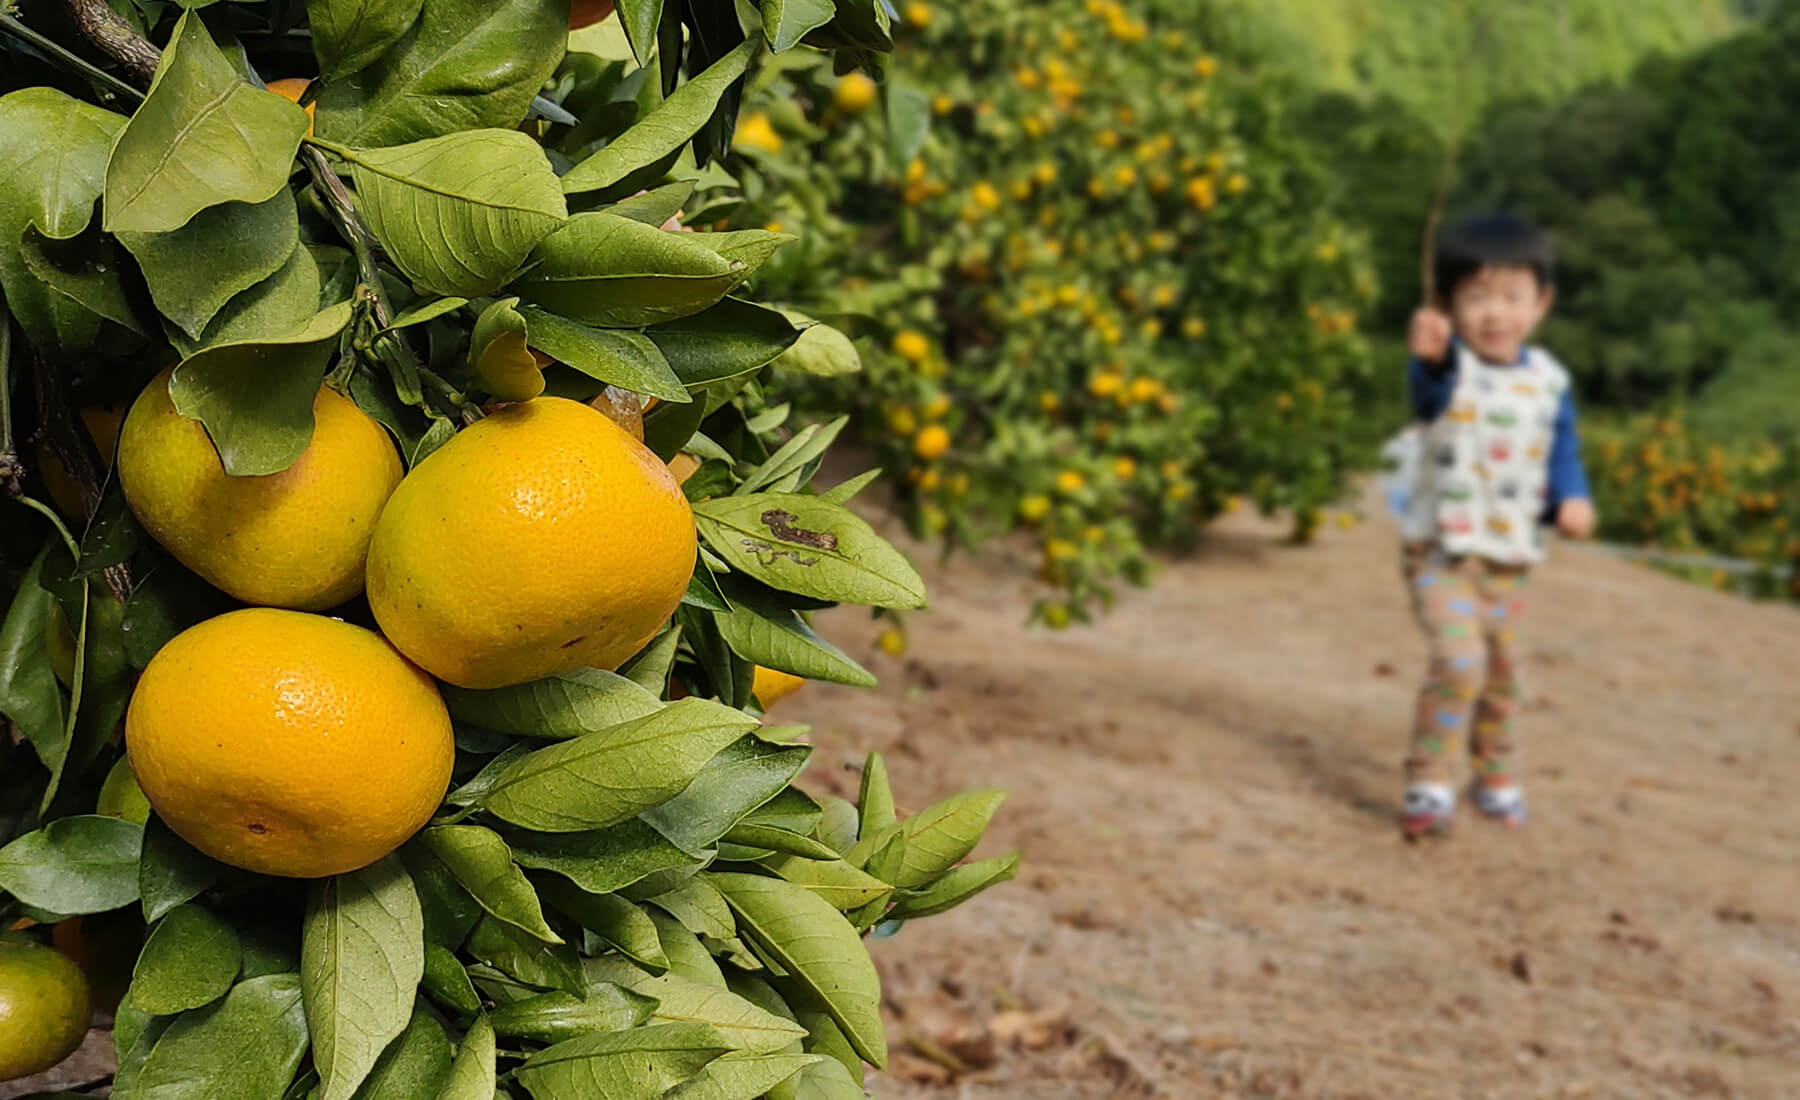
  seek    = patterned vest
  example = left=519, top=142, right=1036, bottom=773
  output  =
left=1402, top=344, right=1569, bottom=566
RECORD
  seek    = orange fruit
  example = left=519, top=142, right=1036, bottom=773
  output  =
left=752, top=666, right=806, bottom=710
left=366, top=398, right=695, bottom=689
left=118, top=369, right=403, bottom=611
left=668, top=453, right=702, bottom=485
left=913, top=425, right=951, bottom=461
left=0, top=939, right=90, bottom=1081
left=265, top=78, right=314, bottom=137
left=834, top=72, right=879, bottom=114
left=126, top=608, right=453, bottom=878
left=36, top=405, right=125, bottom=520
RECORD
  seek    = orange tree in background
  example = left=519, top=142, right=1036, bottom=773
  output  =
left=0, top=1, right=1014, bottom=1094
left=726, top=0, right=1382, bottom=625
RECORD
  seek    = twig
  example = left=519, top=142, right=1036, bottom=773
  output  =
left=61, top=0, right=160, bottom=86
left=0, top=12, right=144, bottom=105
left=0, top=298, right=19, bottom=499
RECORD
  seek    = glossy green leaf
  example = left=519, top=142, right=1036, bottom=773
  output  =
left=421, top=825, right=563, bottom=943
left=512, top=212, right=744, bottom=327
left=710, top=873, right=886, bottom=1067
left=640, top=735, right=809, bottom=854
left=383, top=295, right=469, bottom=333
left=352, top=1007, right=452, bottom=1100
left=0, top=814, right=141, bottom=914
left=646, top=297, right=802, bottom=385
left=606, top=180, right=694, bottom=226
left=18, top=226, right=147, bottom=337
left=620, top=625, right=683, bottom=695
left=399, top=844, right=482, bottom=949
left=518, top=306, right=690, bottom=402
left=885, top=83, right=930, bottom=166
left=646, top=909, right=726, bottom=987
left=889, top=851, right=1021, bottom=920
left=615, top=0, right=664, bottom=65
left=761, top=0, right=836, bottom=52
left=786, top=1055, right=862, bottom=1099
left=538, top=880, right=669, bottom=972
left=315, top=0, right=569, bottom=147
left=443, top=744, right=530, bottom=808
left=441, top=667, right=664, bottom=741
left=180, top=239, right=324, bottom=354
left=736, top=418, right=846, bottom=498
left=421, top=942, right=481, bottom=1017
left=672, top=1052, right=824, bottom=1100
left=339, top=130, right=567, bottom=297
left=756, top=856, right=891, bottom=912
left=645, top=876, right=734, bottom=941
left=118, top=189, right=298, bottom=339
left=720, top=824, right=840, bottom=861
left=713, top=582, right=874, bottom=688
left=464, top=914, right=585, bottom=998
left=479, top=698, right=758, bottom=832
left=129, top=904, right=241, bottom=1015
left=772, top=315, right=860, bottom=378
left=167, top=300, right=353, bottom=476
left=892, top=788, right=1006, bottom=888
left=587, top=956, right=807, bottom=1054
left=103, top=11, right=310, bottom=234
left=138, top=817, right=226, bottom=923
left=309, top=0, right=427, bottom=79
left=516, top=1023, right=727, bottom=1100
left=437, top=1014, right=495, bottom=1100
left=0, top=553, right=67, bottom=770
left=303, top=856, right=427, bottom=1100
left=489, top=985, right=658, bottom=1044
left=467, top=296, right=544, bottom=400
left=692, top=493, right=926, bottom=609
left=561, top=38, right=757, bottom=195
left=133, top=974, right=310, bottom=1097
left=810, top=795, right=859, bottom=856
left=857, top=752, right=895, bottom=839
left=508, top=819, right=704, bottom=895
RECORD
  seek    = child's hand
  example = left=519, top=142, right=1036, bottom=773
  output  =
left=1408, top=307, right=1453, bottom=364
left=1557, top=498, right=1596, bottom=540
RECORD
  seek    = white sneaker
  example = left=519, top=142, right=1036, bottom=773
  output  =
left=1399, top=782, right=1456, bottom=837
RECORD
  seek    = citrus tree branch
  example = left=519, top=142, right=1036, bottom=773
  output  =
left=61, top=0, right=160, bottom=87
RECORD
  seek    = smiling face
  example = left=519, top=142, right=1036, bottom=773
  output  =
left=1447, top=265, right=1554, bottom=365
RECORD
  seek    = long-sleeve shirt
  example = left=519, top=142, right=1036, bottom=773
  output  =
left=1408, top=345, right=1591, bottom=525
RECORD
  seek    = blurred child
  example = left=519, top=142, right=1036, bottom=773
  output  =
left=1397, top=213, right=1596, bottom=837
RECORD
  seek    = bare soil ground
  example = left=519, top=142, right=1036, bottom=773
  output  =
left=12, top=488, right=1799, bottom=1100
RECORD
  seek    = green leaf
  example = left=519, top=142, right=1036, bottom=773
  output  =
left=643, top=390, right=710, bottom=462
left=0, top=815, right=141, bottom=914
left=518, top=306, right=690, bottom=402
left=709, top=873, right=886, bottom=1067
left=646, top=909, right=725, bottom=987
left=512, top=212, right=744, bottom=327
left=309, top=0, right=427, bottom=80
left=103, top=11, right=310, bottom=234
left=118, top=189, right=298, bottom=339
left=606, top=180, right=694, bottom=226
left=889, top=852, right=1020, bottom=920
left=437, top=1014, right=495, bottom=1100
left=761, top=0, right=836, bottom=52
left=615, top=0, right=665, bottom=65
left=338, top=130, right=568, bottom=297
left=18, top=226, right=147, bottom=337
left=315, top=0, right=570, bottom=147
left=303, top=856, right=427, bottom=1100
left=692, top=493, right=926, bottom=609
left=133, top=974, right=310, bottom=1097
left=443, top=744, right=530, bottom=808
left=719, top=824, right=839, bottom=861
left=644, top=876, right=734, bottom=941
left=489, top=986, right=658, bottom=1044
left=420, top=825, right=562, bottom=943
left=640, top=735, right=809, bottom=853
left=507, top=819, right=703, bottom=895
left=167, top=300, right=354, bottom=476
left=620, top=625, right=683, bottom=695
left=584, top=956, right=806, bottom=1054
left=421, top=943, right=481, bottom=1017
left=538, top=880, right=669, bottom=972
left=352, top=1008, right=452, bottom=1100
left=693, top=230, right=794, bottom=275
left=811, top=796, right=859, bottom=856
left=0, top=552, right=67, bottom=770
left=884, top=83, right=930, bottom=166
left=0, top=88, right=125, bottom=355
left=466, top=296, right=544, bottom=400
left=561, top=38, right=757, bottom=195
left=856, top=752, right=895, bottom=839
left=441, top=667, right=664, bottom=741
left=129, top=904, right=242, bottom=1015
left=756, top=856, right=891, bottom=912
left=464, top=915, right=585, bottom=998
left=382, top=295, right=468, bottom=333
left=516, top=1023, right=728, bottom=1100
left=672, top=1052, right=824, bottom=1100
left=398, top=844, right=482, bottom=949
left=892, top=788, right=1006, bottom=888
left=713, top=582, right=873, bottom=688
left=181, top=238, right=324, bottom=354
left=138, top=817, right=226, bottom=923
left=786, top=1055, right=862, bottom=1100
left=646, top=297, right=802, bottom=385
left=772, top=315, right=861, bottom=378
left=479, top=698, right=758, bottom=832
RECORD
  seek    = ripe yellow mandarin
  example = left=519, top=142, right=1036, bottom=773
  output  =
left=118, top=369, right=402, bottom=611
left=667, top=452, right=702, bottom=486
left=367, top=399, right=693, bottom=688
left=752, top=666, right=806, bottom=709
left=913, top=425, right=951, bottom=461
left=37, top=405, right=125, bottom=520
left=733, top=112, right=784, bottom=153
left=887, top=407, right=919, bottom=436
left=904, top=2, right=931, bottom=27
left=1088, top=372, right=1124, bottom=399
left=1019, top=495, right=1051, bottom=522
left=834, top=72, right=878, bottom=114
left=1114, top=457, right=1137, bottom=479
left=0, top=940, right=90, bottom=1081
left=126, top=609, right=453, bottom=878
left=892, top=329, right=932, bottom=363
left=264, top=78, right=314, bottom=137
left=1055, top=470, right=1085, bottom=494
left=878, top=627, right=907, bottom=656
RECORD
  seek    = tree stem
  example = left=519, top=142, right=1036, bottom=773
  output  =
left=0, top=12, right=144, bottom=105
left=61, top=0, right=159, bottom=87
left=0, top=298, right=18, bottom=499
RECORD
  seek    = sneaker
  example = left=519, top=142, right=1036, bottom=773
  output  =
left=1399, top=782, right=1455, bottom=837
left=1468, top=780, right=1526, bottom=827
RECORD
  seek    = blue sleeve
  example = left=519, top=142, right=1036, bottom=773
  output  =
left=1542, top=388, right=1591, bottom=522
left=1408, top=356, right=1456, bottom=422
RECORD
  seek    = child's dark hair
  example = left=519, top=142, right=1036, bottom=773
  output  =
left=1434, top=213, right=1554, bottom=301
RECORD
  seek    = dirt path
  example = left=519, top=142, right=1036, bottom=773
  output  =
left=787, top=488, right=1800, bottom=1100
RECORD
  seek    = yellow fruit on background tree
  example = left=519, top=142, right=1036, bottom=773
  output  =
left=125, top=608, right=454, bottom=878
left=752, top=666, right=807, bottom=709
left=366, top=397, right=695, bottom=689
left=834, top=72, right=879, bottom=113
left=0, top=940, right=90, bottom=1082
left=117, top=370, right=403, bottom=611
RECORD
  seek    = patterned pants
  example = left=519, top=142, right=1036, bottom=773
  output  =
left=1402, top=549, right=1530, bottom=787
